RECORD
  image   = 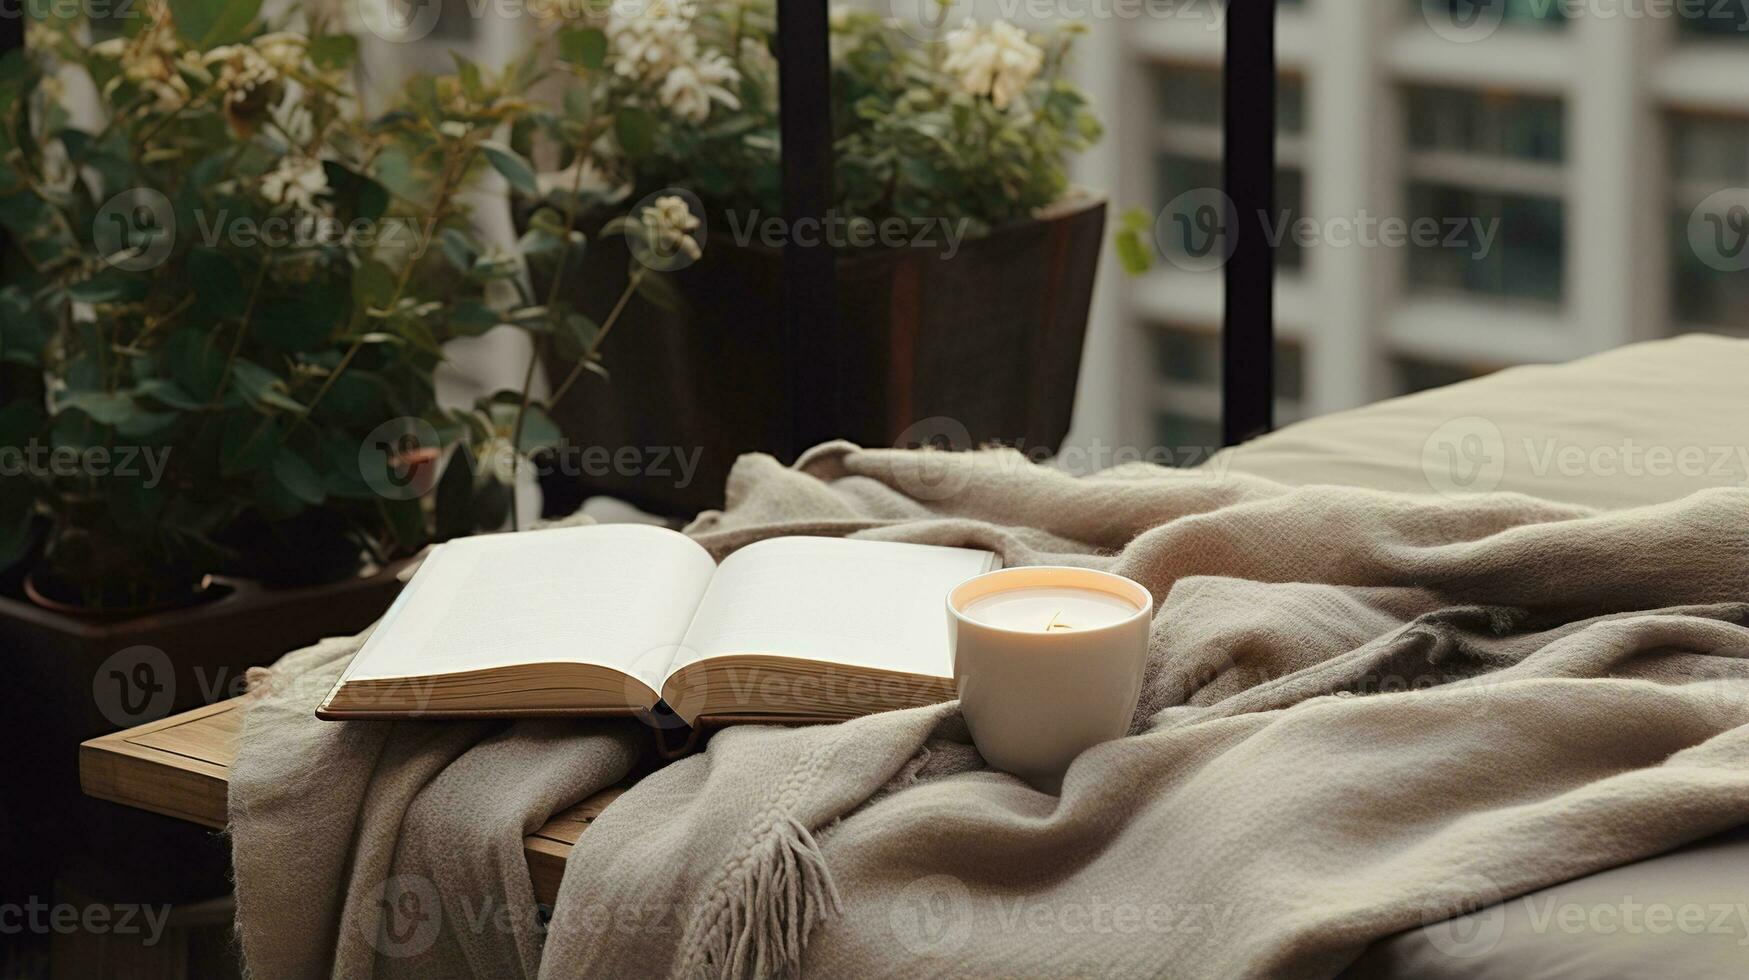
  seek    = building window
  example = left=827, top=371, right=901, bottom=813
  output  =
left=1392, top=357, right=1496, bottom=395
left=1403, top=86, right=1566, bottom=305
left=1152, top=414, right=1225, bottom=464
left=1151, top=327, right=1304, bottom=401
left=1669, top=113, right=1749, bottom=331
left=1152, top=66, right=1308, bottom=274
left=1147, top=326, right=1304, bottom=464
left=1413, top=0, right=1565, bottom=30
left=1677, top=4, right=1749, bottom=37
left=1407, top=87, right=1564, bottom=163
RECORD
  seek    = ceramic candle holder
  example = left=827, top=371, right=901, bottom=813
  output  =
left=947, top=566, right=1154, bottom=794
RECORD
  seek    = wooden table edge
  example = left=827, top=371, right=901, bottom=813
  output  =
left=79, top=697, right=617, bottom=905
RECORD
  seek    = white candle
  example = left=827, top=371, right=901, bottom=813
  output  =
left=959, top=587, right=1140, bottom=633
left=947, top=566, right=1154, bottom=794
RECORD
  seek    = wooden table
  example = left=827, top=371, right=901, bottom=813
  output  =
left=79, top=698, right=622, bottom=904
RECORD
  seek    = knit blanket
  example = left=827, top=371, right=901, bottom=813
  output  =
left=229, top=442, right=1749, bottom=979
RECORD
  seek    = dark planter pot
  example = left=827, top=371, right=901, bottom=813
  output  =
left=0, top=561, right=411, bottom=912
left=539, top=195, right=1107, bottom=517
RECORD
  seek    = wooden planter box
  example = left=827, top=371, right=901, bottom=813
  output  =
left=540, top=196, right=1106, bottom=517
left=0, top=564, right=409, bottom=908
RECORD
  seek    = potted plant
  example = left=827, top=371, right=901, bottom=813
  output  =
left=0, top=0, right=662, bottom=907
left=503, top=1, right=1108, bottom=515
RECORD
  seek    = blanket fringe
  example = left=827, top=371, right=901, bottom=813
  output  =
left=691, top=813, right=844, bottom=980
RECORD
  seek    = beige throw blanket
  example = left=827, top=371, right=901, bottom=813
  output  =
left=230, top=443, right=1749, bottom=979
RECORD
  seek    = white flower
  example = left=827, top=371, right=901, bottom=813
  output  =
left=640, top=195, right=702, bottom=261
left=252, top=32, right=309, bottom=75
left=606, top=2, right=741, bottom=123
left=260, top=156, right=329, bottom=212
left=205, top=44, right=275, bottom=99
left=439, top=121, right=469, bottom=138
left=942, top=19, right=1043, bottom=111
left=657, top=47, right=740, bottom=123
left=102, top=7, right=193, bottom=112
left=738, top=37, right=777, bottom=92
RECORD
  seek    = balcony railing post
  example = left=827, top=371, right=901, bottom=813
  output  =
left=776, top=0, right=840, bottom=455
left=1222, top=0, right=1278, bottom=447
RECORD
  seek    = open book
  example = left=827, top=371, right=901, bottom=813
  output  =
left=318, top=524, right=999, bottom=725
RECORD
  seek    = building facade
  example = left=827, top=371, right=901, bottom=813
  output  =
left=1076, top=0, right=1749, bottom=456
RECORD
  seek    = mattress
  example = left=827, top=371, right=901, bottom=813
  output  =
left=1212, top=333, right=1749, bottom=511
left=1209, top=334, right=1749, bottom=978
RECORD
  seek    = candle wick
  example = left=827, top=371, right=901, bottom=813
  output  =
left=1045, top=610, right=1073, bottom=632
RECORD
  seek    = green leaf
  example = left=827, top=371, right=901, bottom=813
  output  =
left=230, top=359, right=307, bottom=414
left=434, top=443, right=476, bottom=541
left=69, top=268, right=147, bottom=304
left=441, top=228, right=479, bottom=274
left=256, top=287, right=345, bottom=353
left=516, top=225, right=565, bottom=259
left=188, top=248, right=247, bottom=319
left=451, top=53, right=484, bottom=99
left=352, top=258, right=397, bottom=317
left=371, top=147, right=416, bottom=200
left=220, top=413, right=278, bottom=475
left=322, top=161, right=389, bottom=224
left=133, top=378, right=204, bottom=410
left=633, top=270, right=683, bottom=312
left=0, top=400, right=43, bottom=449
left=1114, top=226, right=1153, bottom=276
left=506, top=404, right=562, bottom=454
left=448, top=300, right=502, bottom=337
left=321, top=430, right=378, bottom=499
left=615, top=107, right=656, bottom=159
left=113, top=407, right=179, bottom=439
left=309, top=34, right=359, bottom=71
left=49, top=409, right=102, bottom=452
left=319, top=370, right=386, bottom=418
left=57, top=390, right=136, bottom=426
left=470, top=474, right=511, bottom=531
left=480, top=141, right=539, bottom=197
left=381, top=496, right=428, bottom=553
left=553, top=313, right=600, bottom=361
left=271, top=447, right=326, bottom=506
left=558, top=27, right=607, bottom=70
left=0, top=288, right=46, bottom=366
left=168, top=0, right=262, bottom=47
left=166, top=330, right=226, bottom=401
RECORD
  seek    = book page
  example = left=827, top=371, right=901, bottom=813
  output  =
left=670, top=537, right=998, bottom=680
left=342, top=524, right=717, bottom=691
